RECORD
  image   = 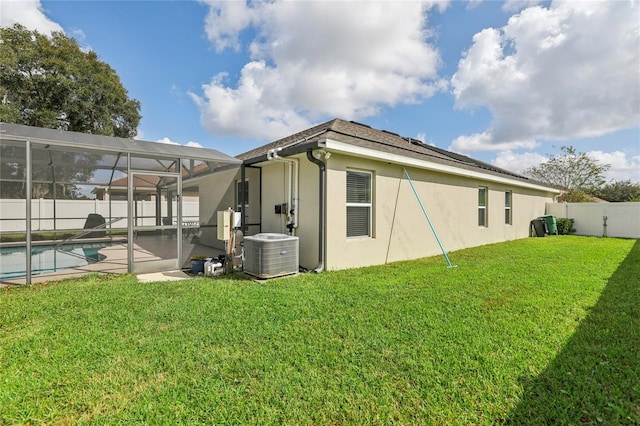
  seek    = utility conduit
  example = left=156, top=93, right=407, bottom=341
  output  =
left=267, top=148, right=299, bottom=235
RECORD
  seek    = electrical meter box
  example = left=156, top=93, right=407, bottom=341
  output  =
left=217, top=210, right=242, bottom=241
left=217, top=210, right=231, bottom=241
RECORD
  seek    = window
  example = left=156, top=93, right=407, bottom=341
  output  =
left=478, top=187, right=488, bottom=227
left=346, top=170, right=372, bottom=237
left=504, top=191, right=512, bottom=225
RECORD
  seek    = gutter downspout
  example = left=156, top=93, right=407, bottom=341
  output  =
left=306, top=149, right=325, bottom=273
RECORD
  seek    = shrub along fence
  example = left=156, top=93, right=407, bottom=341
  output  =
left=556, top=218, right=575, bottom=235
left=546, top=202, right=640, bottom=238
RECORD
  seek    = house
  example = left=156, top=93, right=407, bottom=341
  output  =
left=201, top=119, right=560, bottom=271
left=92, top=172, right=200, bottom=201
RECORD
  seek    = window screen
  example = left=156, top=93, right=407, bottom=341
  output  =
left=347, top=171, right=372, bottom=237
left=504, top=191, right=512, bottom=225
left=478, top=187, right=488, bottom=227
left=236, top=180, right=249, bottom=222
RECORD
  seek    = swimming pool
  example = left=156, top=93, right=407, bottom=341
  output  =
left=0, top=243, right=108, bottom=280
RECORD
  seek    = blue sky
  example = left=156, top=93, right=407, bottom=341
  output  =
left=2, top=0, right=639, bottom=182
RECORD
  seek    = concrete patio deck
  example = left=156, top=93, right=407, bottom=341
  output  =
left=0, top=233, right=224, bottom=286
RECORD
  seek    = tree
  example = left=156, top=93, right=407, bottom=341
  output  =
left=523, top=146, right=610, bottom=202
left=594, top=179, right=640, bottom=202
left=0, top=24, right=142, bottom=199
left=0, top=24, right=141, bottom=137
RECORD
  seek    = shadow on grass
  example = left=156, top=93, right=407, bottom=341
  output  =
left=506, top=240, right=640, bottom=425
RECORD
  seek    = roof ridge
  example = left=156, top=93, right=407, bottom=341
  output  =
left=237, top=118, right=532, bottom=183
left=329, top=120, right=529, bottom=180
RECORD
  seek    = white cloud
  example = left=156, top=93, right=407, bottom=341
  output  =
left=156, top=137, right=203, bottom=148
left=0, top=0, right=63, bottom=34
left=451, top=131, right=539, bottom=152
left=134, top=129, right=145, bottom=140
left=491, top=149, right=640, bottom=183
left=156, top=137, right=179, bottom=145
left=69, top=27, right=93, bottom=52
left=465, top=0, right=483, bottom=10
left=502, top=0, right=545, bottom=13
left=491, top=150, right=548, bottom=174
left=70, top=28, right=85, bottom=41
left=415, top=132, right=437, bottom=146
left=588, top=150, right=640, bottom=183
left=201, top=0, right=256, bottom=52
left=451, top=1, right=640, bottom=152
left=193, top=0, right=448, bottom=140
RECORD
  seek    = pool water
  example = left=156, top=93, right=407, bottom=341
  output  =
left=0, top=243, right=108, bottom=280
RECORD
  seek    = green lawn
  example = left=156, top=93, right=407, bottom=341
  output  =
left=1, top=236, right=638, bottom=425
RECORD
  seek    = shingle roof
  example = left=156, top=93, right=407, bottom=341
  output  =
left=238, top=118, right=541, bottom=186
left=238, top=120, right=336, bottom=161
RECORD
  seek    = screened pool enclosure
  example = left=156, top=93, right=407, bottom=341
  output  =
left=0, top=123, right=241, bottom=284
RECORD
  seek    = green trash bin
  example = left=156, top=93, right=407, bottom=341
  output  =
left=539, top=215, right=558, bottom=235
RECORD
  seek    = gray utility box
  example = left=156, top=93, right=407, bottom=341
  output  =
left=244, top=233, right=299, bottom=279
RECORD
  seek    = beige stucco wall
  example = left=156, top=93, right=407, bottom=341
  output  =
left=324, top=153, right=555, bottom=270
left=196, top=167, right=261, bottom=248
left=256, top=154, right=321, bottom=270
left=209, top=151, right=554, bottom=272
left=197, top=168, right=237, bottom=248
left=259, top=163, right=289, bottom=234
left=196, top=161, right=320, bottom=265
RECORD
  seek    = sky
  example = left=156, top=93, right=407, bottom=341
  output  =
left=1, top=0, right=639, bottom=183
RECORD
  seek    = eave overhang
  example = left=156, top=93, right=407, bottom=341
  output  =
left=323, top=138, right=561, bottom=194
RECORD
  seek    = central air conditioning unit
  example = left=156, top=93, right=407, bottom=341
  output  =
left=243, top=233, right=299, bottom=279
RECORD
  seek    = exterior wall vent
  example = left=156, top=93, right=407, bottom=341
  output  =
left=244, top=233, right=299, bottom=279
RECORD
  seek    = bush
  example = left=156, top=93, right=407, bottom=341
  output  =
left=556, top=218, right=575, bottom=235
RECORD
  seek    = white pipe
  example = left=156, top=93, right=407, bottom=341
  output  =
left=287, top=160, right=292, bottom=224
left=266, top=149, right=299, bottom=235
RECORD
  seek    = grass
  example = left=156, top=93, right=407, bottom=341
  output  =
left=1, top=236, right=638, bottom=424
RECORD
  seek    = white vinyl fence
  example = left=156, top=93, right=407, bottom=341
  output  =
left=0, top=199, right=200, bottom=233
left=546, top=202, right=640, bottom=239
